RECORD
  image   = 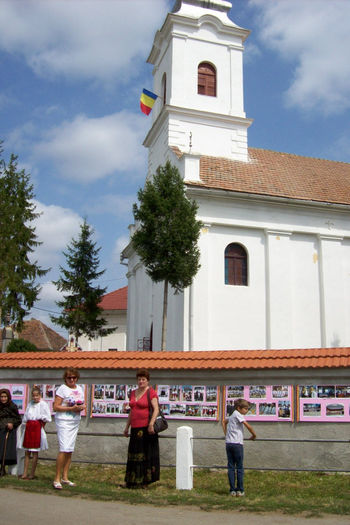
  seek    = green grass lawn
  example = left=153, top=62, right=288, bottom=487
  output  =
left=1, top=463, right=349, bottom=517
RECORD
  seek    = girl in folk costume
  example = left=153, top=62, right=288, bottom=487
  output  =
left=19, top=386, right=51, bottom=480
left=0, top=388, right=22, bottom=475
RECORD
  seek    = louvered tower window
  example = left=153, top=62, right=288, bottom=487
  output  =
left=162, top=73, right=167, bottom=106
left=198, top=62, right=216, bottom=96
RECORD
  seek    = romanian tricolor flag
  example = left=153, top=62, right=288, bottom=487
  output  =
left=140, top=88, right=158, bottom=115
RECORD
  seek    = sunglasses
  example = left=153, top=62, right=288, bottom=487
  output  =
left=66, top=376, right=77, bottom=380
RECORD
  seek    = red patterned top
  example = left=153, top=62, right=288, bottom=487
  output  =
left=129, top=387, right=158, bottom=428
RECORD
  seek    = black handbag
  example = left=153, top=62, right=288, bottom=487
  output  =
left=147, top=389, right=168, bottom=433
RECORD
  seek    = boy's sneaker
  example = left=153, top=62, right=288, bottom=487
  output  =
left=230, top=491, right=236, bottom=496
left=236, top=491, right=245, bottom=497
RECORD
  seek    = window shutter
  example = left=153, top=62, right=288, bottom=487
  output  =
left=225, top=244, right=248, bottom=286
left=198, top=62, right=216, bottom=97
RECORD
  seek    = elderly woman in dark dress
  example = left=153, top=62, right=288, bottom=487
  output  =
left=0, top=388, right=22, bottom=475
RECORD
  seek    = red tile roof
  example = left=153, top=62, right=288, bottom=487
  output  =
left=0, top=319, right=66, bottom=351
left=98, top=286, right=127, bottom=310
left=0, top=347, right=348, bottom=370
left=189, top=148, right=350, bottom=205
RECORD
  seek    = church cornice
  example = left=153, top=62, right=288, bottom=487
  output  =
left=143, top=105, right=252, bottom=148
left=186, top=185, right=350, bottom=215
left=147, top=11, right=249, bottom=65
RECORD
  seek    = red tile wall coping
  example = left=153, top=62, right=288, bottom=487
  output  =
left=0, top=348, right=349, bottom=370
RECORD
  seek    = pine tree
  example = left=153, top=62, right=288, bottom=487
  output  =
left=51, top=219, right=116, bottom=344
left=0, top=143, right=48, bottom=331
left=132, top=161, right=202, bottom=350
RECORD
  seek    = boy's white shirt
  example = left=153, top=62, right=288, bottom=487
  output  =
left=225, top=409, right=245, bottom=445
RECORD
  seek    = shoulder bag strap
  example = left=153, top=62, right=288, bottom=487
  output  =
left=147, top=388, right=153, bottom=422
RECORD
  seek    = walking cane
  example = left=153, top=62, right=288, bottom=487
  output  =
left=0, top=430, right=10, bottom=476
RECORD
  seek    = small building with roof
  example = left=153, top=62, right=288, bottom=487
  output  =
left=1, top=318, right=66, bottom=352
left=76, top=286, right=127, bottom=351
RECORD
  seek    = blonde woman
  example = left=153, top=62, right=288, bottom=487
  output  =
left=53, top=368, right=85, bottom=489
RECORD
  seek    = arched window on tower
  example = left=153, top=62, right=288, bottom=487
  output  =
left=224, top=243, right=248, bottom=286
left=161, top=73, right=167, bottom=106
left=198, top=62, right=216, bottom=97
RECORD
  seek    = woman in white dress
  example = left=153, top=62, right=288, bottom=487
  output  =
left=53, top=368, right=86, bottom=489
left=19, top=386, right=51, bottom=480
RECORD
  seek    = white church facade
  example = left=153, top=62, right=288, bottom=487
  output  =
left=122, top=0, right=350, bottom=352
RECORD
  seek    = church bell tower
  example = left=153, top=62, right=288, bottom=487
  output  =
left=143, top=0, right=252, bottom=178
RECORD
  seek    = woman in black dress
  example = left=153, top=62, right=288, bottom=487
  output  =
left=0, top=388, right=22, bottom=475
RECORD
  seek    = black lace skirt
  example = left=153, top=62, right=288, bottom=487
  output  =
left=125, top=426, right=160, bottom=487
left=0, top=428, right=17, bottom=466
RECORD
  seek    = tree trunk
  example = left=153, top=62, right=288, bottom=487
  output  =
left=161, top=279, right=168, bottom=351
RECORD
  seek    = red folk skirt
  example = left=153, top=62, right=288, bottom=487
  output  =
left=23, top=420, right=41, bottom=449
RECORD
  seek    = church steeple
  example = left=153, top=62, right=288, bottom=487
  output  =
left=144, top=0, right=252, bottom=169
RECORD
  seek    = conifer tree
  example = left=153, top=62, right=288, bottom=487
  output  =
left=132, top=161, right=202, bottom=350
left=0, top=143, right=48, bottom=331
left=51, top=219, right=116, bottom=344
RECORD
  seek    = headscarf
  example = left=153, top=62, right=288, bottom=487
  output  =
left=0, top=388, right=21, bottom=429
left=0, top=388, right=12, bottom=406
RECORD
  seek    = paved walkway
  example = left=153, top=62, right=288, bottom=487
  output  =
left=2, top=488, right=349, bottom=525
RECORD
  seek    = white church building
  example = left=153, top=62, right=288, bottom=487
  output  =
left=122, top=0, right=350, bottom=352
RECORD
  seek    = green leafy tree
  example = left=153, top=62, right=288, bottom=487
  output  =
left=0, top=142, right=48, bottom=331
left=51, top=219, right=116, bottom=345
left=7, top=338, right=38, bottom=353
left=132, top=161, right=202, bottom=350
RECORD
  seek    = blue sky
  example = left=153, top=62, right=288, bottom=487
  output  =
left=1, top=0, right=349, bottom=337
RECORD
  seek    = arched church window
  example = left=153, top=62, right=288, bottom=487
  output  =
left=198, top=62, right=216, bottom=96
left=224, top=243, right=248, bottom=286
left=161, top=73, right=167, bottom=106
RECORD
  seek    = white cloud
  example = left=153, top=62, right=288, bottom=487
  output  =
left=33, top=111, right=148, bottom=182
left=0, top=0, right=169, bottom=82
left=88, top=193, right=135, bottom=218
left=250, top=0, right=350, bottom=114
left=29, top=281, right=67, bottom=335
left=330, top=132, right=350, bottom=163
left=38, top=281, right=63, bottom=305
left=113, top=235, right=129, bottom=263
left=27, top=201, right=83, bottom=331
left=33, top=200, right=82, bottom=267
left=244, top=42, right=261, bottom=64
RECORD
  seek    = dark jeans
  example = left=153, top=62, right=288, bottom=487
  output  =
left=226, top=443, right=244, bottom=493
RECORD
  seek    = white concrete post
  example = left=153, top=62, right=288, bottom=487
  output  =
left=176, top=425, right=193, bottom=490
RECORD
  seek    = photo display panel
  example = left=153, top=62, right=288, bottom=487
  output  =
left=91, top=384, right=137, bottom=417
left=0, top=383, right=28, bottom=414
left=90, top=384, right=219, bottom=420
left=157, top=385, right=219, bottom=420
left=224, top=385, right=294, bottom=421
left=298, top=385, right=350, bottom=422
